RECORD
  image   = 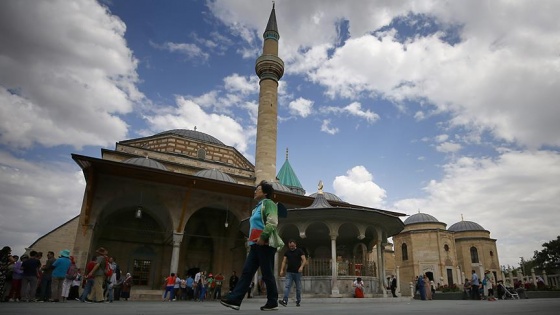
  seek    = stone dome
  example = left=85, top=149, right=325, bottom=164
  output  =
left=448, top=220, right=486, bottom=232
left=123, top=157, right=167, bottom=171
left=403, top=212, right=440, bottom=225
left=155, top=129, right=224, bottom=146
left=309, top=192, right=344, bottom=202
left=194, top=169, right=236, bottom=183
left=270, top=182, right=293, bottom=193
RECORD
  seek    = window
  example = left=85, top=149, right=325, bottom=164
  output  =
left=444, top=244, right=449, bottom=252
left=197, top=148, right=206, bottom=159
left=490, top=250, right=494, bottom=257
left=470, top=247, right=479, bottom=263
left=133, top=259, right=151, bottom=286
left=401, top=243, right=408, bottom=261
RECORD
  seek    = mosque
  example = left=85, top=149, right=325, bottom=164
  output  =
left=29, top=5, right=501, bottom=298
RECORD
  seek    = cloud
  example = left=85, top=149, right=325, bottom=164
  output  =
left=324, top=102, right=380, bottom=123
left=0, top=150, right=84, bottom=255
left=289, top=97, right=314, bottom=118
left=0, top=0, right=142, bottom=149
left=394, top=150, right=560, bottom=267
left=320, top=119, right=339, bottom=135
left=154, top=41, right=210, bottom=63
left=436, top=141, right=462, bottom=153
left=333, top=166, right=387, bottom=208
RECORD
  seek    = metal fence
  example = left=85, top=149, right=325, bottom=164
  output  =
left=303, top=258, right=377, bottom=277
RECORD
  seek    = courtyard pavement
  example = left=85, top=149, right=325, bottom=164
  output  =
left=1, top=297, right=559, bottom=315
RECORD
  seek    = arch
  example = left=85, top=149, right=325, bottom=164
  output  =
left=181, top=206, right=246, bottom=276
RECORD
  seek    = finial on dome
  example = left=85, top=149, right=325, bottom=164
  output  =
left=272, top=1, right=275, bottom=9
left=461, top=214, right=464, bottom=221
left=318, top=180, right=324, bottom=194
left=286, top=147, right=289, bottom=160
left=194, top=126, right=197, bottom=131
left=418, top=209, right=420, bottom=213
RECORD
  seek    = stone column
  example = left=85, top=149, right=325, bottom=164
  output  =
left=396, top=265, right=401, bottom=296
left=457, top=266, right=462, bottom=285
left=531, top=268, right=537, bottom=286
left=543, top=270, right=548, bottom=285
left=376, top=239, right=386, bottom=296
left=170, top=232, right=183, bottom=274
left=330, top=233, right=341, bottom=297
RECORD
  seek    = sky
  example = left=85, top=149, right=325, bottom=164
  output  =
left=1, top=0, right=559, bottom=268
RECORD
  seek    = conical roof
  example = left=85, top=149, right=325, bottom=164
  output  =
left=277, top=148, right=303, bottom=190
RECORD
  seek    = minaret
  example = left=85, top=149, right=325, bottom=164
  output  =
left=254, top=3, right=284, bottom=184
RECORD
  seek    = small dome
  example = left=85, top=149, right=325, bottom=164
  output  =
left=270, top=182, right=292, bottom=193
left=309, top=192, right=343, bottom=202
left=448, top=220, right=486, bottom=232
left=404, top=212, right=440, bottom=225
left=155, top=129, right=225, bottom=146
left=194, top=169, right=236, bottom=183
left=123, top=157, right=167, bottom=171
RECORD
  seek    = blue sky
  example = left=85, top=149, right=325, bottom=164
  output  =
left=1, top=0, right=560, bottom=268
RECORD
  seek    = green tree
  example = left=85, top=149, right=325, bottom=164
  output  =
left=533, top=235, right=560, bottom=273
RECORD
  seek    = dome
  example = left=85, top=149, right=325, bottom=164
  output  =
left=270, top=182, right=292, bottom=193
left=155, top=129, right=224, bottom=146
left=194, top=169, right=236, bottom=183
left=403, top=212, right=440, bottom=225
left=448, top=220, right=486, bottom=232
left=123, top=157, right=167, bottom=171
left=309, top=192, right=344, bottom=202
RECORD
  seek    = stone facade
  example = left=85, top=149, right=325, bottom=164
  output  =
left=389, top=213, right=501, bottom=296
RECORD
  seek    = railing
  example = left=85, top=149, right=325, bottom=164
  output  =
left=303, top=258, right=377, bottom=277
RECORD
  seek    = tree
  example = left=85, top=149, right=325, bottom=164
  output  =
left=533, top=235, right=560, bottom=273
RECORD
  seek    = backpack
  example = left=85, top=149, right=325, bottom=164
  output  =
left=66, top=263, right=78, bottom=280
left=104, top=258, right=113, bottom=278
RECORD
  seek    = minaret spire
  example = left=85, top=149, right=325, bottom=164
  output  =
left=254, top=4, right=284, bottom=183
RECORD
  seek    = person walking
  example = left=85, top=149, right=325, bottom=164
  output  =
left=86, top=247, right=109, bottom=303
left=471, top=269, right=481, bottom=300
left=279, top=239, right=307, bottom=307
left=390, top=275, right=398, bottom=297
left=220, top=180, right=282, bottom=311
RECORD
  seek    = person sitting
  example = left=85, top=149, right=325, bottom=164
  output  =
left=463, top=278, right=471, bottom=300
left=353, top=277, right=364, bottom=298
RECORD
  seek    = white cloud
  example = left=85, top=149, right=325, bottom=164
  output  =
left=224, top=74, right=259, bottom=95
left=289, top=97, right=314, bottom=118
left=436, top=141, right=462, bottom=153
left=394, top=150, right=560, bottom=267
left=0, top=150, right=84, bottom=255
left=320, top=119, right=339, bottom=135
left=158, top=42, right=210, bottom=62
left=333, top=166, right=387, bottom=208
left=324, top=102, right=380, bottom=123
left=0, top=0, right=142, bottom=149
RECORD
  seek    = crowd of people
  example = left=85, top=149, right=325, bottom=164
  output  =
left=0, top=245, right=132, bottom=303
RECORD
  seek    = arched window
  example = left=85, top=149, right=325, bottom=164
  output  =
left=444, top=244, right=450, bottom=252
left=470, top=246, right=479, bottom=263
left=197, top=148, right=206, bottom=159
left=402, top=243, right=408, bottom=261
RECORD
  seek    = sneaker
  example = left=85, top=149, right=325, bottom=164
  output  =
left=278, top=299, right=287, bottom=307
left=220, top=299, right=241, bottom=310
left=296, top=302, right=300, bottom=307
left=260, top=304, right=278, bottom=311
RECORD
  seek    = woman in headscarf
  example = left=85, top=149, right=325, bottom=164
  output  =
left=120, top=273, right=133, bottom=301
